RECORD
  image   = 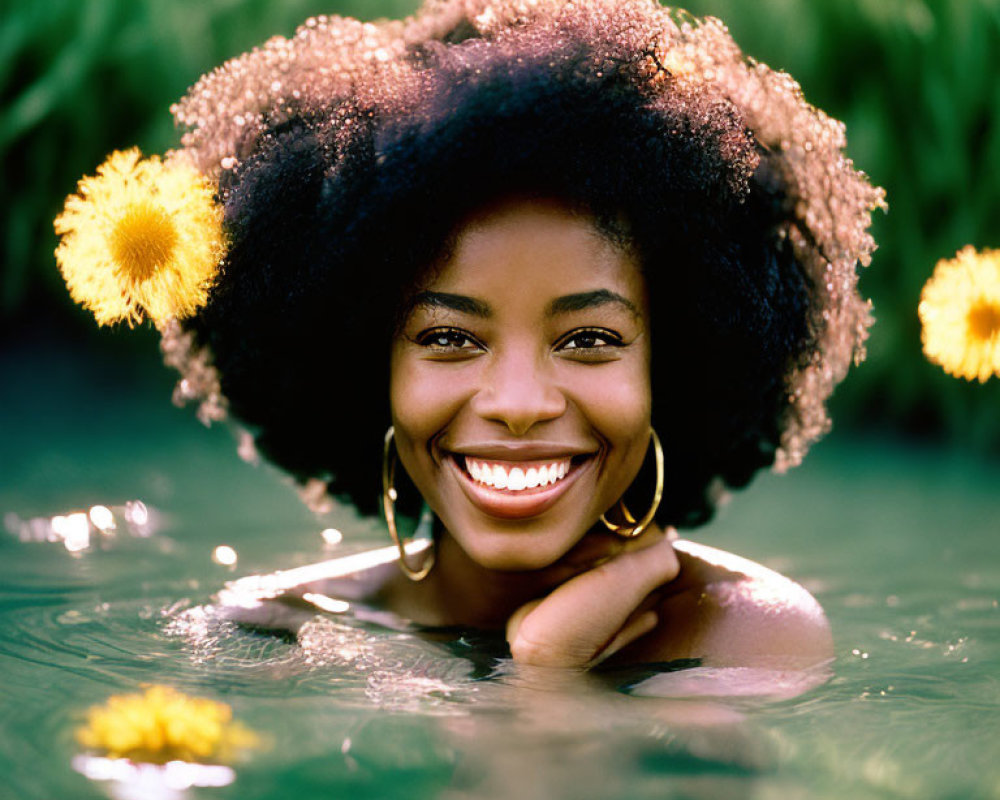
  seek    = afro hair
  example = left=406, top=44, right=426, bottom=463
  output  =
left=162, top=0, right=884, bottom=527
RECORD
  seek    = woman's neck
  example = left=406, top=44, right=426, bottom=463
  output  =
left=379, top=535, right=546, bottom=628
left=381, top=525, right=662, bottom=629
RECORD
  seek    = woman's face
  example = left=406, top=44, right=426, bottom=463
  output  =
left=390, top=198, right=652, bottom=571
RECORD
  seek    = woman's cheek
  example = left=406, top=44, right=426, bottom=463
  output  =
left=568, top=360, right=651, bottom=433
left=393, top=362, right=465, bottom=432
left=390, top=359, right=477, bottom=476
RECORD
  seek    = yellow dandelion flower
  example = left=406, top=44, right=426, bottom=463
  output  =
left=919, top=246, right=1000, bottom=383
left=54, top=148, right=225, bottom=327
left=75, top=685, right=259, bottom=764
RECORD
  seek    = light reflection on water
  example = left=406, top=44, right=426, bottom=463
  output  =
left=1, top=347, right=999, bottom=799
left=4, top=500, right=157, bottom=553
left=71, top=756, right=236, bottom=800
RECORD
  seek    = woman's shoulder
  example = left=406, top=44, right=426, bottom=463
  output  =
left=616, top=538, right=833, bottom=669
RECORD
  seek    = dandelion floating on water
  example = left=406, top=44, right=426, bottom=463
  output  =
left=75, top=685, right=259, bottom=764
left=54, top=148, right=224, bottom=327
left=918, top=246, right=1000, bottom=383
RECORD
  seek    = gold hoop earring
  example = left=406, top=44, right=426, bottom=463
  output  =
left=382, top=426, right=436, bottom=581
left=600, top=428, right=664, bottom=538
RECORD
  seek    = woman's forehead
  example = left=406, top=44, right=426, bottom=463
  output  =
left=422, top=198, right=647, bottom=311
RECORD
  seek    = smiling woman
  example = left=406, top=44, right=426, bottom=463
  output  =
left=54, top=0, right=884, bottom=675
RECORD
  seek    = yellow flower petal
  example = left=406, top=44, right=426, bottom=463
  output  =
left=919, top=246, right=1000, bottom=383
left=75, top=685, right=259, bottom=764
left=54, top=148, right=225, bottom=327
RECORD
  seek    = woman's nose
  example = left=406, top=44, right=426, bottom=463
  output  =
left=470, top=348, right=566, bottom=436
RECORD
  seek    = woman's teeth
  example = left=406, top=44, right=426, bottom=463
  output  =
left=464, top=457, right=571, bottom=491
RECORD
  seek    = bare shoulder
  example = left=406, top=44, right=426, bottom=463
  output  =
left=213, top=544, right=407, bottom=632
left=619, top=538, right=833, bottom=668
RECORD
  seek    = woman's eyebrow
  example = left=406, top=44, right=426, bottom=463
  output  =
left=407, top=289, right=638, bottom=318
left=547, top=290, right=640, bottom=318
left=410, top=291, right=492, bottom=317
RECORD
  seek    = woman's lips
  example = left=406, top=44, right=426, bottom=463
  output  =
left=445, top=452, right=592, bottom=520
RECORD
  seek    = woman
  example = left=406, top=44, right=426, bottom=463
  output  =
left=55, top=0, right=884, bottom=672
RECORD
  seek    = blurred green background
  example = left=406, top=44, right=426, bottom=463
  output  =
left=2, top=0, right=999, bottom=449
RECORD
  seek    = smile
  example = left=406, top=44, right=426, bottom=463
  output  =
left=445, top=451, right=593, bottom=520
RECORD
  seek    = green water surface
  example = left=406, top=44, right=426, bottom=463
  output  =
left=1, top=341, right=998, bottom=800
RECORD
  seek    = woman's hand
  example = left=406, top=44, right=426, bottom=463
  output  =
left=505, top=528, right=680, bottom=669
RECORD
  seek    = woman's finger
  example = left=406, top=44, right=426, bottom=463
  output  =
left=590, top=609, right=659, bottom=666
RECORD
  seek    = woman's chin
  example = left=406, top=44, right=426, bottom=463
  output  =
left=456, top=534, right=570, bottom=574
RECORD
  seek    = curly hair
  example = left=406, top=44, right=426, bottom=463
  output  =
left=162, top=0, right=884, bottom=528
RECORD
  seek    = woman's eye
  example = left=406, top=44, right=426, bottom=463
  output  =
left=416, top=328, right=483, bottom=352
left=558, top=328, right=624, bottom=351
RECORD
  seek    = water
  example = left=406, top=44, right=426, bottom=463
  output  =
left=1, top=339, right=998, bottom=799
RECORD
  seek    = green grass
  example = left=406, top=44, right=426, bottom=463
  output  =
left=4, top=0, right=999, bottom=445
